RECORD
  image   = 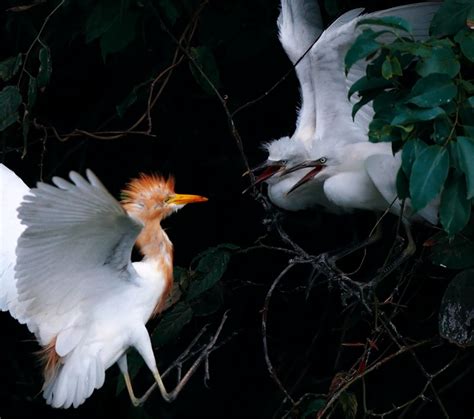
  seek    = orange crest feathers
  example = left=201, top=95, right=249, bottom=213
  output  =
left=121, top=173, right=176, bottom=219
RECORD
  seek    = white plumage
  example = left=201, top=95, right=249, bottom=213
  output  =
left=255, top=1, right=441, bottom=223
left=0, top=164, right=207, bottom=408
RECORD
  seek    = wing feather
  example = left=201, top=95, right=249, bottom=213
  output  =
left=311, top=2, right=441, bottom=146
left=15, top=170, right=142, bottom=345
left=278, top=0, right=323, bottom=146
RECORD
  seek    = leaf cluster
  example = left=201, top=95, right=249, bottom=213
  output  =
left=0, top=0, right=222, bottom=147
left=346, top=0, right=474, bottom=347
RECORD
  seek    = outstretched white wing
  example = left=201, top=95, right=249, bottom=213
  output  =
left=278, top=0, right=323, bottom=147
left=311, top=2, right=441, bottom=147
left=15, top=170, right=142, bottom=349
left=0, top=164, right=29, bottom=321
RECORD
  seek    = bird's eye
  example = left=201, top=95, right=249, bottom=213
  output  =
left=319, top=157, right=327, bottom=164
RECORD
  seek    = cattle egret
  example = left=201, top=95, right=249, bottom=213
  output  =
left=251, top=1, right=441, bottom=220
left=0, top=164, right=209, bottom=408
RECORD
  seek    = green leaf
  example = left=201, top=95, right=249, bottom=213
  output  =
left=0, top=54, right=22, bottom=82
left=303, top=398, right=326, bottom=417
left=100, top=10, right=139, bottom=60
left=116, top=81, right=151, bottom=118
left=27, top=76, right=37, bottom=109
left=347, top=76, right=391, bottom=100
left=85, top=0, right=122, bottom=43
left=455, top=28, right=474, bottom=62
left=0, top=86, right=22, bottom=132
left=431, top=234, right=474, bottom=269
left=431, top=0, right=473, bottom=36
left=440, top=172, right=471, bottom=235
left=416, top=46, right=460, bottom=78
left=352, top=90, right=378, bottom=120
left=37, top=47, right=52, bottom=88
left=388, top=41, right=431, bottom=57
left=159, top=0, right=180, bottom=25
left=407, top=74, right=457, bottom=108
left=192, top=283, right=224, bottom=317
left=439, top=269, right=474, bottom=347
left=344, top=29, right=385, bottom=72
left=457, top=136, right=474, bottom=199
left=187, top=244, right=237, bottom=300
left=392, top=106, right=445, bottom=125
left=449, top=141, right=462, bottom=170
left=432, top=116, right=453, bottom=145
left=381, top=55, right=402, bottom=80
left=410, top=145, right=449, bottom=211
left=189, top=46, right=221, bottom=95
left=357, top=16, right=412, bottom=33
left=373, top=90, right=400, bottom=121
left=402, top=138, right=427, bottom=177
left=396, top=168, right=410, bottom=199
left=151, top=302, right=193, bottom=347
left=368, top=119, right=401, bottom=143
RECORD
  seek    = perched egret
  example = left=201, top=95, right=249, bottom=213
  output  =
left=0, top=164, right=208, bottom=408
left=247, top=0, right=342, bottom=213
left=251, top=1, right=440, bottom=219
left=282, top=1, right=441, bottom=225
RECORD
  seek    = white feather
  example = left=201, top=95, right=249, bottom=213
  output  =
left=1, top=166, right=173, bottom=408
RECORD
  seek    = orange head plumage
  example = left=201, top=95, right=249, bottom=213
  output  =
left=121, top=173, right=208, bottom=223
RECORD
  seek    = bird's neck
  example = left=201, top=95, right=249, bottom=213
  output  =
left=136, top=219, right=173, bottom=261
left=136, top=218, right=174, bottom=317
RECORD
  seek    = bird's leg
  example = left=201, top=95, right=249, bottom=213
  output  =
left=118, top=355, right=156, bottom=407
left=131, top=312, right=228, bottom=404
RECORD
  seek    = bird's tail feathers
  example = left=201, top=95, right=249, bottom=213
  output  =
left=43, top=351, right=106, bottom=408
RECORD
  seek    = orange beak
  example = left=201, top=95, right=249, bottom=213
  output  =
left=166, top=194, right=208, bottom=205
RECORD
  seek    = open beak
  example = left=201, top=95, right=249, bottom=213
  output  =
left=280, top=160, right=319, bottom=176
left=242, top=161, right=285, bottom=194
left=166, top=194, right=208, bottom=205
left=287, top=163, right=325, bottom=195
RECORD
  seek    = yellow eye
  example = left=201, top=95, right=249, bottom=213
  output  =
left=319, top=157, right=327, bottom=164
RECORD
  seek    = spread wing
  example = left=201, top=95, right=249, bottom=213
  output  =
left=14, top=170, right=142, bottom=350
left=278, top=0, right=323, bottom=147
left=310, top=2, right=441, bottom=147
left=0, top=164, right=29, bottom=321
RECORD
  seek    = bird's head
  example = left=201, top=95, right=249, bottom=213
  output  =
left=281, top=142, right=341, bottom=194
left=121, top=173, right=207, bottom=223
left=244, top=137, right=308, bottom=189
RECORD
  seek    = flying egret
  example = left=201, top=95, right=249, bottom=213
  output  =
left=251, top=1, right=441, bottom=218
left=0, top=164, right=209, bottom=408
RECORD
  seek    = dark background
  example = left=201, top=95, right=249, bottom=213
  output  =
left=0, top=0, right=473, bottom=417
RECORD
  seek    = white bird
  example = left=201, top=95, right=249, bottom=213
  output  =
left=248, top=0, right=341, bottom=213
left=283, top=2, right=441, bottom=225
left=0, top=164, right=208, bottom=408
left=252, top=1, right=441, bottom=223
